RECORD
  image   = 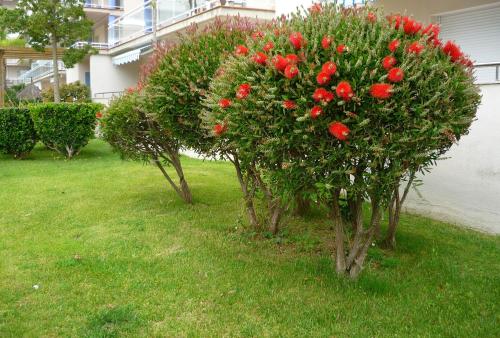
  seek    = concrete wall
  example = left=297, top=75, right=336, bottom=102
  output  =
left=89, top=54, right=145, bottom=105
left=66, top=58, right=90, bottom=84
left=374, top=0, right=499, bottom=23
left=404, top=84, right=500, bottom=233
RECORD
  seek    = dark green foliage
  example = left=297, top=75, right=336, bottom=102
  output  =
left=30, top=102, right=102, bottom=158
left=144, top=17, right=255, bottom=154
left=0, top=107, right=37, bottom=158
left=42, top=81, right=91, bottom=103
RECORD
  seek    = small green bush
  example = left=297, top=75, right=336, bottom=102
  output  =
left=42, top=81, right=91, bottom=103
left=30, top=102, right=102, bottom=158
left=0, top=107, right=37, bottom=158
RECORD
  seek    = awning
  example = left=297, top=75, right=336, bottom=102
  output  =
left=112, top=48, right=142, bottom=66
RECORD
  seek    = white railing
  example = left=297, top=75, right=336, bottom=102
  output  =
left=107, top=0, right=275, bottom=47
left=474, top=62, right=500, bottom=85
left=19, top=61, right=66, bottom=84
left=84, top=0, right=123, bottom=10
left=71, top=41, right=109, bottom=49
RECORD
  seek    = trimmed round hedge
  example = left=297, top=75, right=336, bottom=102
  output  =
left=30, top=102, right=102, bottom=158
left=0, top=107, right=37, bottom=158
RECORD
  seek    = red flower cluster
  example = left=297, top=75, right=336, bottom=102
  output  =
left=263, top=41, right=274, bottom=52
left=403, top=16, right=422, bottom=35
left=235, top=45, right=248, bottom=56
left=322, top=61, right=337, bottom=76
left=219, top=98, right=231, bottom=108
left=252, top=31, right=264, bottom=40
left=329, top=122, right=350, bottom=141
left=336, top=81, right=354, bottom=101
left=96, top=112, right=103, bottom=119
left=236, top=83, right=251, bottom=99
left=284, top=64, right=299, bottom=79
left=367, top=12, right=376, bottom=23
left=286, top=54, right=299, bottom=64
left=252, top=52, right=267, bottom=65
left=272, top=54, right=289, bottom=71
left=370, top=83, right=393, bottom=99
left=309, top=3, right=322, bottom=14
left=312, top=88, right=334, bottom=103
left=213, top=123, right=227, bottom=136
left=336, top=44, right=347, bottom=54
left=382, top=56, right=397, bottom=70
left=289, top=32, right=304, bottom=50
left=407, top=41, right=424, bottom=55
left=442, top=41, right=463, bottom=62
left=322, top=36, right=332, bottom=50
left=388, top=39, right=400, bottom=52
left=316, top=71, right=330, bottom=85
left=282, top=100, right=297, bottom=110
left=310, top=106, right=323, bottom=119
left=387, top=67, right=404, bottom=82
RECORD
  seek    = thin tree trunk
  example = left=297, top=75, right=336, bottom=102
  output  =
left=152, top=157, right=186, bottom=201
left=384, top=173, right=414, bottom=248
left=230, top=154, right=259, bottom=229
left=51, top=35, right=60, bottom=103
left=268, top=201, right=283, bottom=235
left=170, top=151, right=192, bottom=204
left=348, top=227, right=375, bottom=279
left=332, top=190, right=347, bottom=275
left=371, top=196, right=382, bottom=239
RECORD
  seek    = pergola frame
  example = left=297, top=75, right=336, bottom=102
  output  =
left=0, top=47, right=65, bottom=107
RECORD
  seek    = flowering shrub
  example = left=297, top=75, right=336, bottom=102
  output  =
left=143, top=17, right=255, bottom=154
left=0, top=107, right=37, bottom=158
left=204, top=4, right=480, bottom=277
left=102, top=92, right=192, bottom=203
left=30, top=103, right=102, bottom=158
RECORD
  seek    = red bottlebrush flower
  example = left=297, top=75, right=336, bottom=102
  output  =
left=96, top=112, right=103, bottom=119
left=329, top=122, right=350, bottom=141
left=367, top=12, right=376, bottom=23
left=263, top=41, right=274, bottom=52
left=336, top=81, right=354, bottom=101
left=382, top=55, right=397, bottom=70
left=316, top=71, right=331, bottom=85
left=284, top=64, right=299, bottom=79
left=336, top=44, right=347, bottom=54
left=461, top=57, right=474, bottom=68
left=218, top=98, right=231, bottom=108
left=310, top=106, right=323, bottom=119
left=252, top=31, right=264, bottom=40
left=387, top=67, right=404, bottom=82
left=236, top=83, right=251, bottom=99
left=273, top=29, right=281, bottom=37
left=285, top=54, right=299, bottom=64
left=387, top=14, right=402, bottom=29
left=126, top=87, right=136, bottom=94
left=272, top=54, right=289, bottom=71
left=312, top=88, right=334, bottom=103
left=403, top=16, right=422, bottom=35
left=213, top=123, right=226, bottom=136
left=321, top=36, right=332, bottom=50
left=235, top=45, right=248, bottom=56
left=370, top=83, right=393, bottom=99
left=309, top=3, right=322, bottom=14
left=282, top=100, right=297, bottom=109
left=431, top=37, right=442, bottom=47
left=407, top=41, right=424, bottom=55
left=289, top=32, right=304, bottom=50
left=252, top=52, right=267, bottom=65
left=442, top=41, right=463, bottom=62
left=321, top=61, right=337, bottom=76
left=388, top=39, right=400, bottom=52
left=422, top=23, right=440, bottom=39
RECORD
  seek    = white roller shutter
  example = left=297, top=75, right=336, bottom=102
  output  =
left=435, top=3, right=500, bottom=83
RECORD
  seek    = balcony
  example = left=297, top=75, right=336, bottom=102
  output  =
left=19, top=61, right=66, bottom=84
left=71, top=41, right=109, bottom=50
left=107, top=0, right=275, bottom=48
left=84, top=0, right=123, bottom=10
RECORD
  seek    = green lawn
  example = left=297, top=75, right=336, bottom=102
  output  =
left=0, top=140, right=498, bottom=337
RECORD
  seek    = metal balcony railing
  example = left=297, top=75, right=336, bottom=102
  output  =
left=474, top=62, right=500, bottom=85
left=107, top=0, right=275, bottom=47
left=71, top=41, right=109, bottom=50
left=84, top=0, right=123, bottom=10
left=18, top=61, right=66, bottom=84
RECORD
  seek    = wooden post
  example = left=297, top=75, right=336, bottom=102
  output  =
left=0, top=53, right=5, bottom=107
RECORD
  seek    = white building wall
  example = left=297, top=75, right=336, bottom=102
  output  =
left=404, top=84, right=500, bottom=233
left=89, top=54, right=144, bottom=105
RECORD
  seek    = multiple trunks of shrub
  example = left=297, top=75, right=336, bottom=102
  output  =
left=102, top=5, right=480, bottom=278
left=0, top=103, right=102, bottom=159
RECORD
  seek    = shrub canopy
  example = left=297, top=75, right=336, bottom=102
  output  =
left=143, top=17, right=256, bottom=154
left=30, top=102, right=102, bottom=158
left=0, top=107, right=37, bottom=158
left=203, top=4, right=480, bottom=276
